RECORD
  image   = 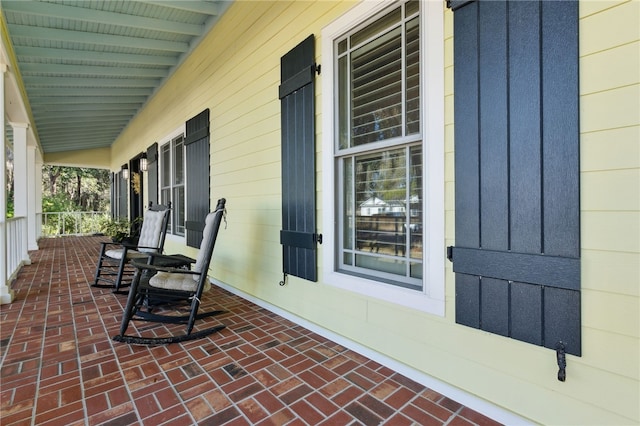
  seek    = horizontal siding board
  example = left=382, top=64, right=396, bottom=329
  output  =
left=581, top=169, right=640, bottom=212
left=580, top=85, right=640, bottom=133
left=580, top=1, right=640, bottom=56
left=580, top=41, right=639, bottom=94
left=582, top=211, right=640, bottom=253
left=582, top=250, right=640, bottom=296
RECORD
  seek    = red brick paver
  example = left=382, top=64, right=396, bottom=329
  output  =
left=0, top=236, right=502, bottom=426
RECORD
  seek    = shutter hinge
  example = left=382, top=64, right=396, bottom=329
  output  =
left=314, top=233, right=323, bottom=244
left=315, top=63, right=321, bottom=75
left=447, top=246, right=454, bottom=262
left=556, top=341, right=567, bottom=382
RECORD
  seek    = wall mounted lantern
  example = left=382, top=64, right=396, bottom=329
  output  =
left=139, top=153, right=148, bottom=172
left=122, top=164, right=129, bottom=180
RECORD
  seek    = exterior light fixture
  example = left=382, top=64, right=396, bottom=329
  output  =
left=139, top=153, right=148, bottom=172
left=122, top=164, right=129, bottom=180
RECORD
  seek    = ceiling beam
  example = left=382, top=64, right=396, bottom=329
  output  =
left=15, top=47, right=179, bottom=67
left=2, top=1, right=205, bottom=36
left=7, top=25, right=189, bottom=53
left=136, top=1, right=220, bottom=15
left=23, top=76, right=161, bottom=88
left=25, top=96, right=148, bottom=105
left=27, top=87, right=153, bottom=97
left=19, top=63, right=168, bottom=78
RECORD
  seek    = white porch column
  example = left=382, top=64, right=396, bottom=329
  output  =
left=11, top=122, right=31, bottom=264
left=0, top=61, right=15, bottom=304
left=35, top=154, right=43, bottom=241
left=27, top=145, right=39, bottom=250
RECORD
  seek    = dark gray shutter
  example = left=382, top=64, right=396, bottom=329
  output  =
left=118, top=171, right=128, bottom=219
left=449, top=0, right=581, bottom=356
left=279, top=35, right=319, bottom=282
left=146, top=143, right=159, bottom=207
left=110, top=172, right=116, bottom=218
left=185, top=109, right=210, bottom=248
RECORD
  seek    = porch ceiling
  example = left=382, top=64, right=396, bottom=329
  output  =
left=0, top=0, right=231, bottom=154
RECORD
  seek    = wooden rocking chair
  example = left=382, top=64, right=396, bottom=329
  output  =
left=113, top=198, right=227, bottom=345
left=93, top=203, right=171, bottom=292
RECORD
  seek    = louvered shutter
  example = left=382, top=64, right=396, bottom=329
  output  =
left=185, top=109, right=210, bottom=248
left=279, top=35, right=319, bottom=282
left=146, top=143, right=159, bottom=207
left=449, top=0, right=581, bottom=356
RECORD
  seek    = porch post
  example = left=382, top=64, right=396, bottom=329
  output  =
left=27, top=145, right=39, bottom=250
left=0, top=61, right=15, bottom=304
left=11, top=122, right=31, bottom=264
left=35, top=154, right=43, bottom=241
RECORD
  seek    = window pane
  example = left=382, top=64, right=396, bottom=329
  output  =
left=352, top=27, right=402, bottom=146
left=354, top=148, right=406, bottom=258
left=338, top=39, right=347, bottom=55
left=343, top=158, right=354, bottom=251
left=161, top=145, right=171, bottom=187
left=408, top=145, right=422, bottom=260
left=338, top=55, right=350, bottom=150
left=405, top=0, right=419, bottom=17
left=406, top=17, right=420, bottom=135
left=174, top=136, right=184, bottom=185
left=161, top=188, right=171, bottom=232
left=174, top=186, right=185, bottom=236
left=351, top=7, right=400, bottom=48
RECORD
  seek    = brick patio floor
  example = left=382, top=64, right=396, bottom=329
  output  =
left=1, top=236, right=503, bottom=426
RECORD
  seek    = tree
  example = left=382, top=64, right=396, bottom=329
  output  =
left=42, top=165, right=110, bottom=213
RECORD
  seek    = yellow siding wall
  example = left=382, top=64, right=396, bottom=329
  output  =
left=44, top=147, right=110, bottom=169
left=111, top=1, right=640, bottom=424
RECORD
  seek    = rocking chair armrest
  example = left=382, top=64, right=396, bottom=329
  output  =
left=134, top=245, right=161, bottom=252
left=99, top=240, right=122, bottom=248
left=130, top=260, right=200, bottom=275
left=121, top=241, right=140, bottom=250
left=146, top=253, right=196, bottom=265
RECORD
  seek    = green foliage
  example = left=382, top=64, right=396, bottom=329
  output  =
left=42, top=165, right=110, bottom=213
left=41, top=212, right=109, bottom=237
left=97, top=216, right=142, bottom=242
left=42, top=193, right=76, bottom=213
left=98, top=217, right=132, bottom=241
left=6, top=197, right=13, bottom=218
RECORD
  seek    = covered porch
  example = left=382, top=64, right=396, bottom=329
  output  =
left=0, top=236, right=500, bottom=426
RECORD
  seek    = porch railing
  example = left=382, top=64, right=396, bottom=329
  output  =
left=41, top=211, right=109, bottom=237
left=6, top=216, right=27, bottom=283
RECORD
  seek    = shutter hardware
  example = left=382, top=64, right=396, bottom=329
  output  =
left=446, top=246, right=453, bottom=262
left=279, top=233, right=322, bottom=286
left=556, top=341, right=567, bottom=382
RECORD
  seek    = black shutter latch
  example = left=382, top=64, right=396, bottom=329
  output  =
left=447, top=246, right=454, bottom=262
left=314, top=233, right=323, bottom=244
left=556, top=341, right=567, bottom=382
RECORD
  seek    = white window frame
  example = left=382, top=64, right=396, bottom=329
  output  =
left=159, top=124, right=186, bottom=242
left=322, top=0, right=444, bottom=315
